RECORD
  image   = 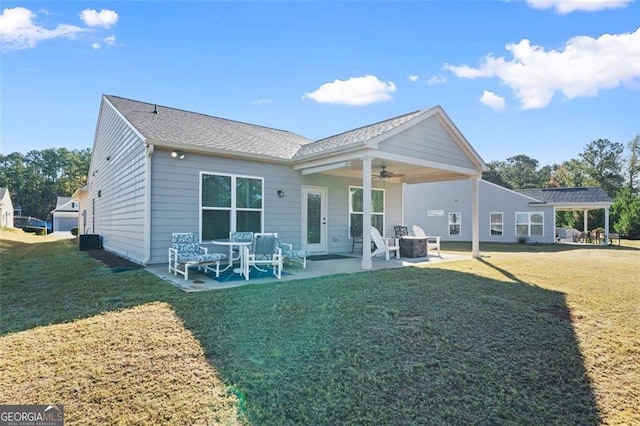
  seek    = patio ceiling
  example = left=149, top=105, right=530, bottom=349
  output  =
left=293, top=151, right=482, bottom=184
left=314, top=158, right=475, bottom=184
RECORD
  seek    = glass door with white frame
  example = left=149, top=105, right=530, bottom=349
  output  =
left=302, top=186, right=327, bottom=253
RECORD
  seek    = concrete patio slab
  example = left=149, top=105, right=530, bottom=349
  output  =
left=146, top=252, right=470, bottom=292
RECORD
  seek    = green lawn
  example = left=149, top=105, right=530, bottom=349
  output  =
left=1, top=229, right=638, bottom=425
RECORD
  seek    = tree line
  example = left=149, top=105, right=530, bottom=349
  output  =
left=0, top=148, right=91, bottom=222
left=1, top=136, right=638, bottom=237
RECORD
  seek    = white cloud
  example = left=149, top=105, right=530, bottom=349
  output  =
left=303, top=75, right=397, bottom=106
left=444, top=27, right=640, bottom=109
left=408, top=74, right=419, bottom=82
left=91, top=42, right=100, bottom=50
left=104, top=35, right=116, bottom=46
left=80, top=9, right=118, bottom=28
left=480, top=90, right=506, bottom=110
left=0, top=7, right=85, bottom=50
left=426, top=75, right=447, bottom=85
left=526, top=0, right=632, bottom=14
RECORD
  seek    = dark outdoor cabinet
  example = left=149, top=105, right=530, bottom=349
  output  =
left=399, top=237, right=428, bottom=258
left=79, top=234, right=101, bottom=251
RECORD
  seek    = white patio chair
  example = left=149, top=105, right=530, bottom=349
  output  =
left=276, top=237, right=308, bottom=269
left=370, top=226, right=400, bottom=260
left=242, top=233, right=283, bottom=280
left=412, top=225, right=441, bottom=257
left=229, top=231, right=254, bottom=264
left=168, top=232, right=227, bottom=280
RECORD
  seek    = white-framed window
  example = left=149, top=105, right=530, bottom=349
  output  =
left=349, top=186, right=385, bottom=237
left=516, top=212, right=544, bottom=237
left=490, top=212, right=503, bottom=236
left=200, top=172, right=263, bottom=241
left=449, top=212, right=461, bottom=235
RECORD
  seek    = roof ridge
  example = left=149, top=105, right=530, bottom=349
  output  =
left=104, top=94, right=305, bottom=137
left=313, top=108, right=427, bottom=143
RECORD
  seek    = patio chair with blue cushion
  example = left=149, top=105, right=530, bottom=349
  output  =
left=168, top=232, right=227, bottom=280
left=229, top=231, right=254, bottom=264
left=242, top=233, right=283, bottom=280
left=277, top=237, right=308, bottom=269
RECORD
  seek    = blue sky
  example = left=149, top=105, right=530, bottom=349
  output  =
left=1, top=0, right=639, bottom=166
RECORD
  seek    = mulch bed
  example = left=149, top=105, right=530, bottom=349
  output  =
left=85, top=248, right=142, bottom=271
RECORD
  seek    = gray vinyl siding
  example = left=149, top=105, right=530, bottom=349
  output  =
left=82, top=100, right=147, bottom=262
left=148, top=149, right=403, bottom=264
left=404, top=180, right=555, bottom=243
left=379, top=116, right=475, bottom=169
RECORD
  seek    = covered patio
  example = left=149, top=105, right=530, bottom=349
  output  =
left=291, top=105, right=488, bottom=269
left=517, top=187, right=613, bottom=243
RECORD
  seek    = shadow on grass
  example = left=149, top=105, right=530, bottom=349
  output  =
left=171, top=268, right=602, bottom=425
left=0, top=238, right=180, bottom=334
left=1, top=237, right=601, bottom=424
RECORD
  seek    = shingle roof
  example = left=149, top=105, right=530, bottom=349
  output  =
left=52, top=196, right=77, bottom=212
left=294, top=109, right=431, bottom=158
left=517, top=187, right=612, bottom=204
left=105, top=95, right=314, bottom=160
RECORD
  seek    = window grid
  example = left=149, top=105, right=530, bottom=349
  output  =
left=449, top=212, right=461, bottom=235
left=490, top=212, right=503, bottom=236
left=515, top=212, right=544, bottom=237
left=349, top=186, right=385, bottom=237
left=200, top=172, right=263, bottom=241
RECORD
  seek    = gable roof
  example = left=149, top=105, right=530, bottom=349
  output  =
left=101, top=94, right=486, bottom=181
left=52, top=196, right=78, bottom=213
left=104, top=95, right=314, bottom=160
left=294, top=109, right=429, bottom=158
left=517, top=187, right=612, bottom=205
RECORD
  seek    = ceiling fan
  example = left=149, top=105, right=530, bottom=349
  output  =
left=375, top=165, right=405, bottom=180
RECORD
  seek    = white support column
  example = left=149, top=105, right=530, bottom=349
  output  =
left=553, top=207, right=558, bottom=243
left=361, top=157, right=373, bottom=270
left=583, top=209, right=589, bottom=233
left=471, top=176, right=480, bottom=258
left=604, top=207, right=610, bottom=243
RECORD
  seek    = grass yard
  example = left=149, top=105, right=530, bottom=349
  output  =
left=1, top=228, right=638, bottom=425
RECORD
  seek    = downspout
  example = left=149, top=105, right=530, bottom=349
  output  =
left=142, top=143, right=153, bottom=265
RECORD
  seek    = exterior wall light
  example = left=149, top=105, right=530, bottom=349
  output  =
left=171, top=150, right=185, bottom=159
left=277, top=190, right=285, bottom=198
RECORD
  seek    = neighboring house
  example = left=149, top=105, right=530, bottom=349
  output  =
left=0, top=187, right=15, bottom=228
left=405, top=179, right=556, bottom=243
left=74, top=94, right=487, bottom=268
left=51, top=196, right=79, bottom=232
left=405, top=180, right=612, bottom=243
left=517, top=187, right=613, bottom=239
